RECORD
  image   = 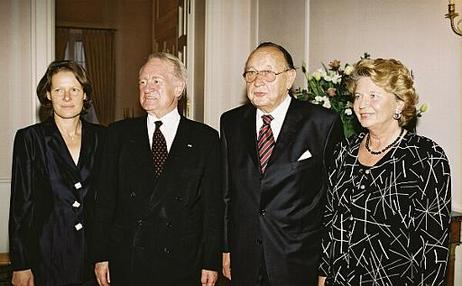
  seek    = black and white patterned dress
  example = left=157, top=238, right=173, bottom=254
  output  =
left=319, top=131, right=451, bottom=286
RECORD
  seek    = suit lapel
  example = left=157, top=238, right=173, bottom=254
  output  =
left=266, top=99, right=303, bottom=169
left=131, top=116, right=158, bottom=186
left=78, top=119, right=94, bottom=169
left=242, top=105, right=259, bottom=169
left=44, top=118, right=79, bottom=172
left=44, top=117, right=90, bottom=200
left=76, top=120, right=92, bottom=198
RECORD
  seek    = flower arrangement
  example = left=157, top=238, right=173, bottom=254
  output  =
left=294, top=57, right=361, bottom=138
left=294, top=54, right=427, bottom=138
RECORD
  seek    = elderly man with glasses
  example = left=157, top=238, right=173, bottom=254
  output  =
left=219, top=42, right=344, bottom=286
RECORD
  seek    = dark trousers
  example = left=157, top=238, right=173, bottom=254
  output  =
left=256, top=257, right=270, bottom=286
left=65, top=278, right=98, bottom=286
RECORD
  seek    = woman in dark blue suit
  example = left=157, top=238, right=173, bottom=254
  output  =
left=9, top=60, right=105, bottom=286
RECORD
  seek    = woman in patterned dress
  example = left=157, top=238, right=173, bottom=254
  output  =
left=318, top=58, right=451, bottom=286
left=9, top=60, right=105, bottom=286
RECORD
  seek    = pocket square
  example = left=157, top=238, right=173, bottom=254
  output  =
left=297, top=149, right=312, bottom=161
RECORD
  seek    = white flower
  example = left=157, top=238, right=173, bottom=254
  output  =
left=322, top=70, right=334, bottom=82
left=312, top=71, right=321, bottom=81
left=322, top=97, right=331, bottom=109
left=331, top=74, right=342, bottom=84
left=314, top=95, right=324, bottom=103
left=344, top=65, right=354, bottom=75
left=318, top=68, right=327, bottom=77
left=344, top=108, right=353, bottom=116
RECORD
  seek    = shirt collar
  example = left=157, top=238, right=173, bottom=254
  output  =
left=256, top=94, right=291, bottom=122
left=147, top=108, right=181, bottom=128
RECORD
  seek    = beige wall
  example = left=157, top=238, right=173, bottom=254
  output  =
left=204, top=0, right=258, bottom=129
left=258, top=0, right=308, bottom=88
left=0, top=0, right=54, bottom=252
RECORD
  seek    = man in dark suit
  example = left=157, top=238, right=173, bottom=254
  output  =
left=93, top=52, right=222, bottom=286
left=220, top=42, right=344, bottom=286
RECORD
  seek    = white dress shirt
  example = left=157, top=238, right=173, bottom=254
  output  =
left=256, top=95, right=291, bottom=142
left=147, top=109, right=181, bottom=152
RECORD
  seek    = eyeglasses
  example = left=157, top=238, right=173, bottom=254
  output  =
left=242, top=69, right=291, bottom=83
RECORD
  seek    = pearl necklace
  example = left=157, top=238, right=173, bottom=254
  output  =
left=365, top=128, right=404, bottom=155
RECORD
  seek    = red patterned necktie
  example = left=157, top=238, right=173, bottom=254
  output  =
left=152, top=121, right=168, bottom=177
left=257, top=115, right=275, bottom=174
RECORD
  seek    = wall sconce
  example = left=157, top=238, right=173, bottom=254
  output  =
left=446, top=0, right=462, bottom=36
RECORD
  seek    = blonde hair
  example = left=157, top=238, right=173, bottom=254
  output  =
left=347, top=58, right=418, bottom=127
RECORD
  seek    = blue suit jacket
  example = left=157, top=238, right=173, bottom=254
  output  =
left=9, top=118, right=105, bottom=285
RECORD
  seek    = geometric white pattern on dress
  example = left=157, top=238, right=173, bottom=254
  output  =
left=320, top=132, right=451, bottom=286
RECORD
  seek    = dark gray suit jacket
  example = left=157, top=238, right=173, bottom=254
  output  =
left=220, top=98, right=343, bottom=286
left=93, top=115, right=223, bottom=285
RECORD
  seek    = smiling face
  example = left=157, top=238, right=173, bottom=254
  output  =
left=245, top=47, right=296, bottom=113
left=353, top=76, right=404, bottom=132
left=46, top=70, right=86, bottom=120
left=139, top=58, right=185, bottom=118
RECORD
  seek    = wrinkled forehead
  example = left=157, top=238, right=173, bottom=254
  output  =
left=245, top=47, right=287, bottom=70
left=139, top=58, right=175, bottom=78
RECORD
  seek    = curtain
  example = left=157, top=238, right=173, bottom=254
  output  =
left=82, top=29, right=116, bottom=126
left=55, top=28, right=69, bottom=60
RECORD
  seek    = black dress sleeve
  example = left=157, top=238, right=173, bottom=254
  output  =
left=9, top=129, right=34, bottom=271
left=413, top=143, right=451, bottom=285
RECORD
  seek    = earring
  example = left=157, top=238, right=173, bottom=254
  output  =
left=393, top=110, right=402, bottom=120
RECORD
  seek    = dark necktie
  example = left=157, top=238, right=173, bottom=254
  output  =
left=257, top=115, right=275, bottom=174
left=152, top=121, right=168, bottom=177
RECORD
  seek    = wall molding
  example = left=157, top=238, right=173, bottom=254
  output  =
left=304, top=0, right=310, bottom=88
left=30, top=0, right=55, bottom=123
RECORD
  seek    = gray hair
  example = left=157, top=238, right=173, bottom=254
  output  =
left=143, top=52, right=187, bottom=86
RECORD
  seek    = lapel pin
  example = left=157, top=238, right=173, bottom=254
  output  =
left=187, top=144, right=192, bottom=148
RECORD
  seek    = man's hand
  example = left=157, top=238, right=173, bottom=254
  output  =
left=95, top=261, right=111, bottom=286
left=222, top=252, right=231, bottom=280
left=201, top=269, right=218, bottom=286
left=11, top=269, right=34, bottom=286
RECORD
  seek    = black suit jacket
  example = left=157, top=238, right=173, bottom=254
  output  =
left=93, top=115, right=223, bottom=285
left=9, top=118, right=105, bottom=286
left=220, top=98, right=344, bottom=286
